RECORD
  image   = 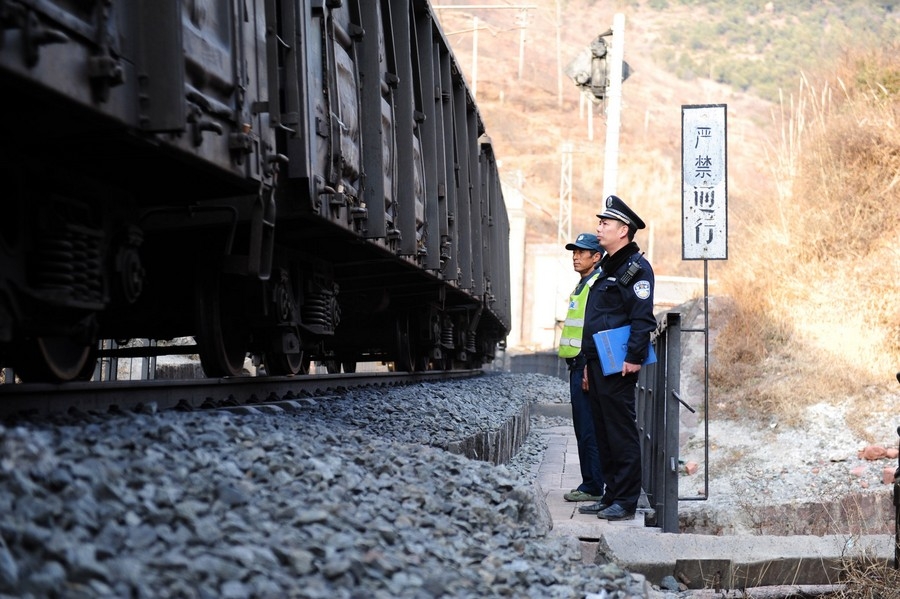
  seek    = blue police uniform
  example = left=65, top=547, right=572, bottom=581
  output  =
left=581, top=195, right=656, bottom=519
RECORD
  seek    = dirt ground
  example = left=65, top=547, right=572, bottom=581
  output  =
left=675, top=297, right=900, bottom=536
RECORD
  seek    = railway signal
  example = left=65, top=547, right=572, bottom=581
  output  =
left=569, top=28, right=630, bottom=103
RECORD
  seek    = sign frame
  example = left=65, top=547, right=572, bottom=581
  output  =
left=682, top=104, right=728, bottom=260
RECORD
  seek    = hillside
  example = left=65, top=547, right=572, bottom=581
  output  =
left=435, top=0, right=776, bottom=276
left=434, top=0, right=899, bottom=276
left=436, top=1, right=900, bottom=424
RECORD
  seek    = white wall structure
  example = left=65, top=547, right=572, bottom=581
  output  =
left=498, top=174, right=571, bottom=352
left=502, top=179, right=527, bottom=349
left=522, top=242, right=574, bottom=350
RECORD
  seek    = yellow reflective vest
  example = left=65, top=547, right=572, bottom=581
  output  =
left=558, top=271, right=601, bottom=358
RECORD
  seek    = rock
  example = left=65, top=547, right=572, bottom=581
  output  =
left=859, top=445, right=887, bottom=460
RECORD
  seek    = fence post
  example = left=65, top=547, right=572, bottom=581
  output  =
left=638, top=310, right=682, bottom=532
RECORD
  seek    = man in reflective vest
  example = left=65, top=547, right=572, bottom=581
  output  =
left=558, top=232, right=606, bottom=502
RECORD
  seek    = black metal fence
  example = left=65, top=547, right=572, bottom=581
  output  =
left=637, top=311, right=683, bottom=533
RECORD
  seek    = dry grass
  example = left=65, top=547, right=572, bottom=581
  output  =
left=834, top=556, right=900, bottom=599
left=711, top=43, right=900, bottom=434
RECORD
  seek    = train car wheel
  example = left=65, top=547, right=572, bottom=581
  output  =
left=195, top=270, right=248, bottom=377
left=73, top=342, right=100, bottom=381
left=393, top=317, right=428, bottom=372
left=16, top=336, right=93, bottom=383
left=393, top=318, right=414, bottom=373
left=341, top=360, right=357, bottom=373
left=264, top=351, right=309, bottom=376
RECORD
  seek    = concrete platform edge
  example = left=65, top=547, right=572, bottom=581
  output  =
left=532, top=409, right=896, bottom=589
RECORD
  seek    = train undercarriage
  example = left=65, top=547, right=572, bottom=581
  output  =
left=0, top=189, right=503, bottom=383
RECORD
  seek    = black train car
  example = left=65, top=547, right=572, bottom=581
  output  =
left=0, top=1, right=510, bottom=382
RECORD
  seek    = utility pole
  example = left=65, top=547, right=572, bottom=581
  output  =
left=516, top=8, right=530, bottom=81
left=602, top=13, right=625, bottom=199
left=555, top=0, right=563, bottom=107
left=472, top=16, right=479, bottom=97
left=569, top=14, right=628, bottom=193
left=432, top=5, right=539, bottom=100
left=558, top=142, right=573, bottom=245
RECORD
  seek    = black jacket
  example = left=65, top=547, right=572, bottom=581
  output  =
left=580, top=242, right=657, bottom=365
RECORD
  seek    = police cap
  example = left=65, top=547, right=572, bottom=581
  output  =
left=596, top=195, right=646, bottom=230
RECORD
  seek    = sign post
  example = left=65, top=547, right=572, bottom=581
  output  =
left=680, top=103, right=727, bottom=504
left=682, top=104, right=727, bottom=260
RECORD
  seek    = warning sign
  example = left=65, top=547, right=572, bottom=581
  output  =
left=682, top=104, right=727, bottom=260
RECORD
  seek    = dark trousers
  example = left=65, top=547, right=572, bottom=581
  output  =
left=569, top=364, right=605, bottom=495
left=585, top=359, right=641, bottom=511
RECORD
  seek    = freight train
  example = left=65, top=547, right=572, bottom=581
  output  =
left=0, top=0, right=510, bottom=382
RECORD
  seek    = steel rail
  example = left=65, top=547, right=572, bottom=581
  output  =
left=0, top=370, right=484, bottom=421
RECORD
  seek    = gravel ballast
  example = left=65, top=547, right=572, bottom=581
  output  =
left=0, top=372, right=652, bottom=598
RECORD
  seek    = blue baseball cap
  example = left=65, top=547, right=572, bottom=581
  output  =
left=565, top=233, right=601, bottom=252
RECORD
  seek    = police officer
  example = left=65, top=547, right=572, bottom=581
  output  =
left=558, top=233, right=606, bottom=503
left=577, top=195, right=656, bottom=521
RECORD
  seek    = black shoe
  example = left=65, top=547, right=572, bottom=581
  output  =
left=577, top=501, right=610, bottom=514
left=597, top=504, right=635, bottom=521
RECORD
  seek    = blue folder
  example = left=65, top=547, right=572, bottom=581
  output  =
left=592, top=325, right=657, bottom=376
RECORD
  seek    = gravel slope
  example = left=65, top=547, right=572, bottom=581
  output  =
left=677, top=398, right=899, bottom=536
left=0, top=373, right=653, bottom=599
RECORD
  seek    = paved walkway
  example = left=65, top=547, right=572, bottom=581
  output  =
left=530, top=416, right=894, bottom=591
left=533, top=422, right=656, bottom=538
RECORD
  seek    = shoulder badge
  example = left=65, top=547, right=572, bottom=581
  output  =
left=633, top=280, right=651, bottom=300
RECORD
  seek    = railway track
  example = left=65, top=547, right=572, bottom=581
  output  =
left=0, top=369, right=484, bottom=422
left=0, top=373, right=635, bottom=598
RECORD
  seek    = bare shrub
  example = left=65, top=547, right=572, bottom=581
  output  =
left=712, top=44, right=900, bottom=426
